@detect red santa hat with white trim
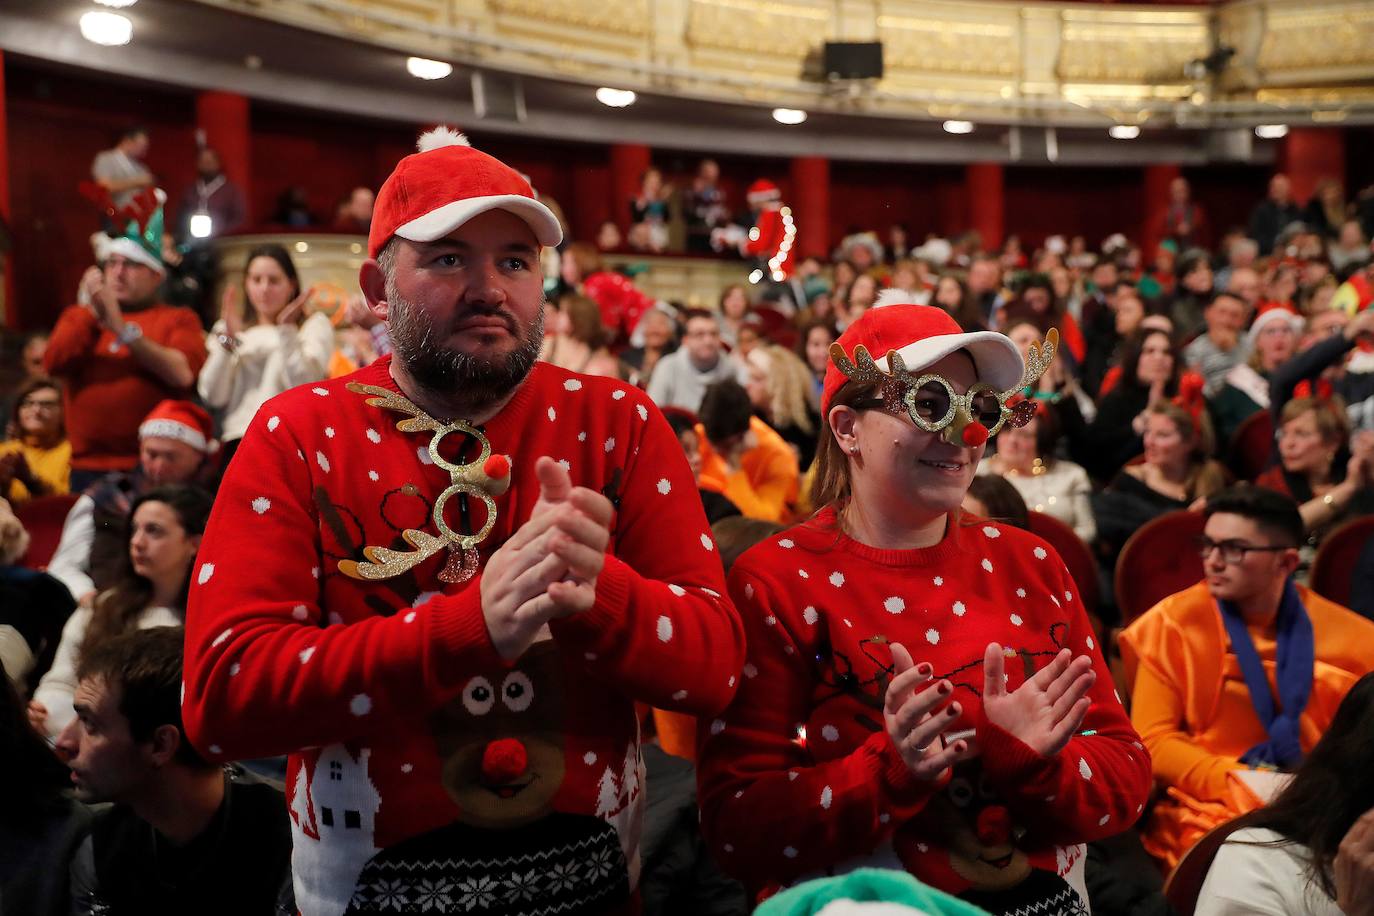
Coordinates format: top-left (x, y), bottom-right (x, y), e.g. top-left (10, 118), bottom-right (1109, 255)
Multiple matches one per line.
top-left (746, 179), bottom-right (782, 204)
top-left (367, 126), bottom-right (564, 259)
top-left (138, 400), bottom-right (216, 453)
top-left (822, 291), bottom-right (1024, 413)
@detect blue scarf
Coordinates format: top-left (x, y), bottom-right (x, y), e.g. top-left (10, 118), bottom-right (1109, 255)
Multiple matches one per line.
top-left (1217, 577), bottom-right (1313, 769)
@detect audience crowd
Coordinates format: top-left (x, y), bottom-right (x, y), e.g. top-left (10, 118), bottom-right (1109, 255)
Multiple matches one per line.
top-left (3, 123), bottom-right (1374, 916)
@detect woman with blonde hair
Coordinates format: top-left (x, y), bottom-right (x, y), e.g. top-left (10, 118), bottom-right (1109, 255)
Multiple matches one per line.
top-left (1258, 395), bottom-right (1374, 542)
top-left (744, 344), bottom-right (821, 470)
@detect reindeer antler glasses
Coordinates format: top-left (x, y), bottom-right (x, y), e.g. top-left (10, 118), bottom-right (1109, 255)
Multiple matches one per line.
top-left (831, 329), bottom-right (1059, 443)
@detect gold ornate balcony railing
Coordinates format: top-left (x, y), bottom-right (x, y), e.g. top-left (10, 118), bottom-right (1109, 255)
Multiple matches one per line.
top-left (189, 0), bottom-right (1374, 127)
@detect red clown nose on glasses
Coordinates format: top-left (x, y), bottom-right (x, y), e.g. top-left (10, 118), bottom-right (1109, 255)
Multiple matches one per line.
top-left (823, 292), bottom-right (1058, 443)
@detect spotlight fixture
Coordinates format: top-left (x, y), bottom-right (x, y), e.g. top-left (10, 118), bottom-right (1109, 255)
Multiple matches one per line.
top-left (1255, 124), bottom-right (1289, 140)
top-left (942, 120), bottom-right (974, 135)
top-left (596, 87), bottom-right (636, 108)
top-left (406, 57), bottom-right (452, 80)
top-left (94, 0), bottom-right (138, 6)
top-left (772, 108), bottom-right (807, 125)
top-left (1109, 125), bottom-right (1141, 140)
top-left (80, 11), bottom-right (133, 46)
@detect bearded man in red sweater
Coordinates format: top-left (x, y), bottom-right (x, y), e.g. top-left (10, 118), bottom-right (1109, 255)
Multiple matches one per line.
top-left (182, 128), bottom-right (745, 916)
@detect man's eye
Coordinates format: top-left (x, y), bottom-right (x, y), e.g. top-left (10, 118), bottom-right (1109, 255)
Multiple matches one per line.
top-left (503, 258), bottom-right (529, 271)
top-left (436, 254), bottom-right (460, 267)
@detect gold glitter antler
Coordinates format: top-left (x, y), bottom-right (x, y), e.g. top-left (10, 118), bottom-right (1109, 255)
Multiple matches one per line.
top-left (1009, 327), bottom-right (1059, 395)
top-left (340, 382), bottom-right (513, 584)
top-left (829, 342), bottom-right (899, 387)
top-left (347, 383), bottom-right (447, 435)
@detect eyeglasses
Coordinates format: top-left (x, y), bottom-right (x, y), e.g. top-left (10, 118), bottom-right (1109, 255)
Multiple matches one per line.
top-left (19, 398), bottom-right (61, 411)
top-left (854, 376), bottom-right (1030, 436)
top-left (1194, 535), bottom-right (1292, 565)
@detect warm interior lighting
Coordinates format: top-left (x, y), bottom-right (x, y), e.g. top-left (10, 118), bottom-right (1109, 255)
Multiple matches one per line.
top-left (406, 57), bottom-right (453, 80)
top-left (80, 11), bottom-right (133, 46)
top-left (1255, 124), bottom-right (1289, 139)
top-left (772, 108), bottom-right (807, 125)
top-left (94, 0), bottom-right (138, 7)
top-left (189, 214), bottom-right (213, 239)
top-left (943, 120), bottom-right (975, 135)
top-left (596, 87), bottom-right (637, 108)
top-left (1109, 125), bottom-right (1141, 140)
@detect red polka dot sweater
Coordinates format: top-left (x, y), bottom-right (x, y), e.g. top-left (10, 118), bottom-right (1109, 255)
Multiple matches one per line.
top-left (696, 508), bottom-right (1151, 914)
top-left (183, 357), bottom-right (745, 916)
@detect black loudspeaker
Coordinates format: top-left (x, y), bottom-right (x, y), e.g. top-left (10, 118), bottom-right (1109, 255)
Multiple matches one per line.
top-left (471, 71), bottom-right (526, 122)
top-left (823, 42), bottom-right (884, 80)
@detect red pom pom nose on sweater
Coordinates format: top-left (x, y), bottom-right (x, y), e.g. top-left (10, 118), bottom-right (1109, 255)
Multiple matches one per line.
top-left (481, 738), bottom-right (528, 784)
top-left (976, 805), bottom-right (1013, 847)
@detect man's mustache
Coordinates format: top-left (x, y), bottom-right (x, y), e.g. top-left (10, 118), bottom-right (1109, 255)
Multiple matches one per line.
top-left (445, 304), bottom-right (518, 335)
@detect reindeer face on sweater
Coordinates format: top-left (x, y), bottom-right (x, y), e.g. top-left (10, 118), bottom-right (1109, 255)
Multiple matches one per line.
top-left (428, 639), bottom-right (567, 829)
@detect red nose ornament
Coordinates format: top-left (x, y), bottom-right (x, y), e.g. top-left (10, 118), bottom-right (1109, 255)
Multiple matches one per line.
top-left (481, 737), bottom-right (528, 784)
top-left (961, 422), bottom-right (989, 448)
top-left (976, 805), bottom-right (1013, 847)
top-left (483, 454), bottom-right (511, 480)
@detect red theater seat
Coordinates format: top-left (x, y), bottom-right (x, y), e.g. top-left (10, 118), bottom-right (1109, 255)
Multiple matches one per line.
top-left (1027, 511), bottom-right (1099, 616)
top-left (1227, 411), bottom-right (1274, 482)
top-left (14, 494), bottom-right (80, 570)
top-left (1309, 515), bottom-right (1374, 608)
top-left (1114, 510), bottom-right (1206, 626)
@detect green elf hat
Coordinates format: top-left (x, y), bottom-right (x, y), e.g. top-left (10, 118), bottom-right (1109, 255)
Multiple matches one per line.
top-left (98, 188), bottom-right (166, 275)
top-left (755, 869), bottom-right (991, 916)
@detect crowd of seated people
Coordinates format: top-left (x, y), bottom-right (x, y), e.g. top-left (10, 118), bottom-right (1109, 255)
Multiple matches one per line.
top-left (5, 122), bottom-right (1374, 915)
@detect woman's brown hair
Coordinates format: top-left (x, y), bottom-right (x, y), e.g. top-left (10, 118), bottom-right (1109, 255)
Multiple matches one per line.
top-left (564, 242), bottom-right (603, 282)
top-left (1145, 401), bottom-right (1227, 499)
top-left (80, 485), bottom-right (213, 661)
top-left (557, 295), bottom-right (609, 349)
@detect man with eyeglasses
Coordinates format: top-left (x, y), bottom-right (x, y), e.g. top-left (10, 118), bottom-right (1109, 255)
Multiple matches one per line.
top-left (1120, 485), bottom-right (1374, 869)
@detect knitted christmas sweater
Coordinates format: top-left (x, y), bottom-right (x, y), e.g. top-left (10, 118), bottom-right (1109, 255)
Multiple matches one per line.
top-left (696, 508), bottom-right (1151, 915)
top-left (183, 357), bottom-right (745, 916)
top-left (44, 303), bottom-right (207, 472)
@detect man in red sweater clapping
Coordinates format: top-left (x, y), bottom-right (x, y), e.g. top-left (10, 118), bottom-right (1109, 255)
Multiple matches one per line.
top-left (45, 207), bottom-right (206, 491)
top-left (182, 127), bottom-right (745, 916)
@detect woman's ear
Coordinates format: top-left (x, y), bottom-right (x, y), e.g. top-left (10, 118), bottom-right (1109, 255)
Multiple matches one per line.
top-left (829, 405), bottom-right (859, 452)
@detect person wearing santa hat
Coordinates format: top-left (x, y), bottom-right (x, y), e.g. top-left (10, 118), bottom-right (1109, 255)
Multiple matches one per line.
top-left (182, 127), bottom-right (744, 916)
top-left (696, 298), bottom-right (1150, 914)
top-left (1211, 304), bottom-right (1304, 444)
top-left (45, 197), bottom-right (207, 492)
top-left (46, 400), bottom-right (215, 611)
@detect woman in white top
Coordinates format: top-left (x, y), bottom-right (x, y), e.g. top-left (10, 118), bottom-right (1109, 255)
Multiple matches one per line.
top-left (199, 244), bottom-right (333, 456)
top-left (979, 407), bottom-right (1096, 544)
top-left (27, 485), bottom-right (211, 740)
top-left (1197, 671), bottom-right (1374, 916)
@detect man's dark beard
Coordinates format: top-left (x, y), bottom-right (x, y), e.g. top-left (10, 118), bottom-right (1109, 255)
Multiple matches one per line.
top-left (386, 283), bottom-right (544, 416)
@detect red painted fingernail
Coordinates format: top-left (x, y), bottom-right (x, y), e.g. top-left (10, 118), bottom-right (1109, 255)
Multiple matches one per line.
top-left (946, 706), bottom-right (958, 717)
top-left (917, 664), bottom-right (932, 677)
top-left (939, 682), bottom-right (952, 694)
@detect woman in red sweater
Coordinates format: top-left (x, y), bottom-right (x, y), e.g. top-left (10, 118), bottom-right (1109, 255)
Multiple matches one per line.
top-left (697, 303), bottom-right (1151, 915)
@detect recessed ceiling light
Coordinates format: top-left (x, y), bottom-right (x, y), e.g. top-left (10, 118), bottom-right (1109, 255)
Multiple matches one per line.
top-left (80, 11), bottom-right (133, 46)
top-left (1109, 125), bottom-right (1141, 140)
top-left (1255, 124), bottom-right (1288, 139)
top-left (596, 87), bottom-right (636, 108)
top-left (406, 57), bottom-right (452, 80)
top-left (94, 0), bottom-right (138, 6)
top-left (943, 120), bottom-right (974, 134)
top-left (772, 108), bottom-right (807, 125)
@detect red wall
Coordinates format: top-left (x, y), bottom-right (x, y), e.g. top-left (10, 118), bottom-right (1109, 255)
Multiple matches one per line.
top-left (8, 65), bottom-right (199, 330)
top-left (4, 57), bottom-right (1356, 333)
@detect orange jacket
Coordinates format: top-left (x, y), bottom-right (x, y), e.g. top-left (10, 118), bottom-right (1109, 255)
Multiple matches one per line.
top-left (1120, 580), bottom-right (1374, 866)
top-left (696, 415), bottom-right (799, 523)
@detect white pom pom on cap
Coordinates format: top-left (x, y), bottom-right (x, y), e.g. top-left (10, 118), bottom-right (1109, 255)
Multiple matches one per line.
top-left (873, 288), bottom-right (918, 309)
top-left (417, 126), bottom-right (471, 153)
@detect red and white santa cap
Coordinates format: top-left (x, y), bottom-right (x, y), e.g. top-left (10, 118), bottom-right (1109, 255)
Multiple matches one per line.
top-left (746, 179), bottom-right (782, 204)
top-left (1247, 303), bottom-right (1303, 345)
top-left (367, 127), bottom-right (564, 259)
top-left (822, 292), bottom-right (1024, 413)
top-left (138, 400), bottom-right (215, 453)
